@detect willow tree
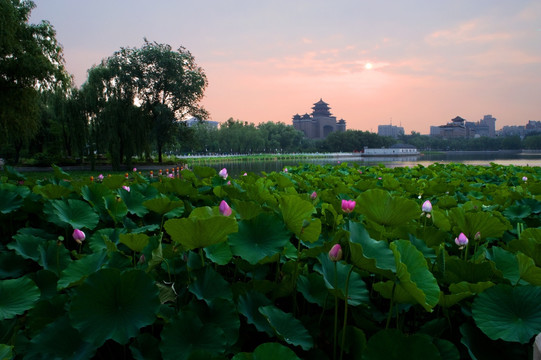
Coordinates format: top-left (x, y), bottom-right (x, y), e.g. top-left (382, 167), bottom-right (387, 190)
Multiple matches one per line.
top-left (0, 0), bottom-right (69, 162)
top-left (82, 49), bottom-right (147, 170)
top-left (82, 40), bottom-right (208, 165)
top-left (133, 40), bottom-right (208, 163)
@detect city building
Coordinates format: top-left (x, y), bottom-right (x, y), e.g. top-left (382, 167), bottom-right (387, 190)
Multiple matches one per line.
top-left (378, 124), bottom-right (404, 138)
top-left (431, 114), bottom-right (497, 138)
top-left (184, 117), bottom-right (219, 128)
top-left (292, 99), bottom-right (346, 139)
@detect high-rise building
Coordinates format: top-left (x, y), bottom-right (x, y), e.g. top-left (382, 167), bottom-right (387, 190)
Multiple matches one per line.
top-left (292, 99), bottom-right (346, 139)
top-left (378, 124), bottom-right (404, 138)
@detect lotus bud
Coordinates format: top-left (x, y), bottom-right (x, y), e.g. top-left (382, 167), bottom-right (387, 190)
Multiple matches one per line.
top-left (522, 176), bottom-right (528, 182)
top-left (474, 231), bottom-right (481, 241)
top-left (455, 233), bottom-right (468, 248)
top-left (341, 199), bottom-right (356, 213)
top-left (329, 244), bottom-right (342, 262)
top-left (122, 185), bottom-right (130, 192)
top-left (72, 229), bottom-right (86, 244)
top-left (219, 200), bottom-right (232, 216)
top-left (283, 168), bottom-right (288, 173)
top-left (133, 167), bottom-right (137, 172)
top-left (219, 168), bottom-right (228, 179)
top-left (98, 174), bottom-right (104, 181)
top-left (422, 200), bottom-right (432, 213)
top-left (310, 191), bottom-right (317, 200)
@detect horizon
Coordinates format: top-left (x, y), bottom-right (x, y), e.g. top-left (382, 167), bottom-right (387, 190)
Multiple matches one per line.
top-left (30, 1), bottom-right (541, 134)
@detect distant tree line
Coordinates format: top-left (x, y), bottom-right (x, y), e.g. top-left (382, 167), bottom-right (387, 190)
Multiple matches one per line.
top-left (2, 1), bottom-right (540, 170)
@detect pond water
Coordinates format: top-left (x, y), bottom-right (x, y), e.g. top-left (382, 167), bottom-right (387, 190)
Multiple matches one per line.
top-left (197, 152), bottom-right (541, 177)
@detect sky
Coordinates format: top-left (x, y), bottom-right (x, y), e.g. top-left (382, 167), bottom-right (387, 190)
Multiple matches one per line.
top-left (30, 0), bottom-right (541, 134)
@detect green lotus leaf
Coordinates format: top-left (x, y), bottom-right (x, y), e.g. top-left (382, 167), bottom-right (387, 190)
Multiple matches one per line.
top-left (448, 207), bottom-right (511, 240)
top-left (448, 281), bottom-right (494, 294)
top-left (51, 164), bottom-right (72, 180)
top-left (37, 240), bottom-right (72, 277)
top-left (129, 333), bottom-right (160, 360)
top-left (0, 251), bottom-right (29, 279)
top-left (159, 311), bottom-right (226, 360)
top-left (232, 200), bottom-right (263, 220)
top-left (229, 213), bottom-right (290, 264)
top-left (143, 194), bottom-right (184, 215)
top-left (204, 242), bottom-right (233, 265)
top-left (356, 189), bottom-right (419, 227)
top-left (259, 305), bottom-right (313, 350)
top-left (507, 228), bottom-right (541, 266)
top-left (349, 222), bottom-right (396, 278)
top-left (25, 315), bottom-right (97, 360)
top-left (0, 188), bottom-right (22, 214)
top-left (503, 204), bottom-right (532, 219)
top-left (102, 174), bottom-right (125, 189)
top-left (191, 299), bottom-right (240, 346)
top-left (119, 189), bottom-right (148, 217)
top-left (363, 329), bottom-right (441, 360)
top-left (314, 253), bottom-right (369, 306)
top-left (8, 227), bottom-right (54, 261)
top-left (104, 194), bottom-right (128, 223)
top-left (80, 183), bottom-right (114, 219)
top-left (444, 258), bottom-right (495, 283)
top-left (57, 250), bottom-right (108, 289)
top-left (119, 233), bottom-right (149, 253)
top-left (390, 240), bottom-right (440, 311)
top-left (70, 268), bottom-right (160, 346)
top-left (188, 267), bottom-right (232, 304)
top-left (516, 252), bottom-right (541, 286)
top-left (279, 194), bottom-right (316, 237)
top-left (460, 322), bottom-right (526, 360)
top-left (0, 344), bottom-right (13, 360)
top-left (489, 247), bottom-right (541, 285)
top-left (472, 284), bottom-right (541, 343)
top-left (438, 291), bottom-right (474, 308)
top-left (164, 214), bottom-right (237, 250)
top-left (373, 280), bottom-right (416, 304)
top-left (193, 166), bottom-right (216, 179)
top-left (166, 178), bottom-right (197, 197)
top-left (33, 183), bottom-right (74, 200)
top-left (250, 342), bottom-right (301, 360)
top-left (237, 290), bottom-right (273, 335)
top-left (0, 276), bottom-right (40, 320)
top-left (433, 338), bottom-right (460, 360)
top-left (297, 273), bottom-right (328, 307)
top-left (43, 199), bottom-right (99, 230)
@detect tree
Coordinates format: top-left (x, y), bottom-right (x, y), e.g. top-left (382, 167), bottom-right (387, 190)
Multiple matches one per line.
top-left (133, 40), bottom-right (208, 163)
top-left (0, 0), bottom-right (69, 162)
top-left (82, 40), bottom-right (208, 165)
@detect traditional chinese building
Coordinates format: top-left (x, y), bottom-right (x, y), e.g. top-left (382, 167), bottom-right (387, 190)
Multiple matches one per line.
top-left (292, 99), bottom-right (346, 139)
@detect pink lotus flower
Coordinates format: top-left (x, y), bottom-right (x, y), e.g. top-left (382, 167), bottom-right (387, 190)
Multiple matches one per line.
top-left (455, 233), bottom-right (468, 249)
top-left (72, 229), bottom-right (86, 244)
top-left (283, 168), bottom-right (288, 173)
top-left (133, 167), bottom-right (137, 172)
top-left (168, 173), bottom-right (174, 178)
top-left (219, 200), bottom-right (232, 216)
top-left (329, 244), bottom-right (342, 262)
top-left (522, 176), bottom-right (528, 182)
top-left (98, 174), bottom-right (104, 181)
top-left (341, 199), bottom-right (356, 213)
top-left (422, 200), bottom-right (432, 213)
top-left (122, 185), bottom-right (130, 192)
top-left (310, 191), bottom-right (317, 200)
top-left (219, 168), bottom-right (228, 179)
top-left (243, 172), bottom-right (247, 176)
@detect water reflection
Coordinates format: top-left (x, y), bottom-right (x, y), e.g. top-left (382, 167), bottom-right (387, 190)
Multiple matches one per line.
top-left (196, 152), bottom-right (541, 177)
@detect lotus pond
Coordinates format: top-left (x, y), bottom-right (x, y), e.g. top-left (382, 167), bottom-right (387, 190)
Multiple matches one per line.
top-left (1, 163), bottom-right (541, 359)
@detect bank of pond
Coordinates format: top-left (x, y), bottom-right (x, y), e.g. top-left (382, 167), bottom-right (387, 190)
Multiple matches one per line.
top-left (0, 162), bottom-right (540, 359)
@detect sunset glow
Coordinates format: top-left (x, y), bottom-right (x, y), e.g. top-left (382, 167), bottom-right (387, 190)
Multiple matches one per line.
top-left (30, 1), bottom-right (541, 134)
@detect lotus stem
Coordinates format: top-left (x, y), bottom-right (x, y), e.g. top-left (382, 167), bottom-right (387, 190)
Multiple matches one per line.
top-left (333, 261), bottom-right (338, 360)
top-left (340, 266), bottom-right (354, 360)
top-left (385, 281), bottom-right (397, 330)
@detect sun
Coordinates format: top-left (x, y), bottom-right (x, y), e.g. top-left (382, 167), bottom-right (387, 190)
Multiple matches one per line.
top-left (364, 62), bottom-right (373, 70)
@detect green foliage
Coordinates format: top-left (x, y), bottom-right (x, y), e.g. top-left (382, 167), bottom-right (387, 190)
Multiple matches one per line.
top-left (0, 163), bottom-right (539, 358)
